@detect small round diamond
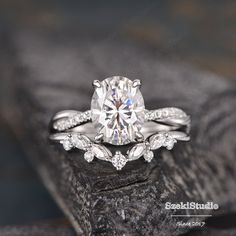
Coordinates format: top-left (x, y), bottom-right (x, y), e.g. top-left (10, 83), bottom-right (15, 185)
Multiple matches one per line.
top-left (164, 136), bottom-right (177, 150)
top-left (111, 151), bottom-right (127, 170)
top-left (84, 151), bottom-right (94, 162)
top-left (144, 150), bottom-right (154, 162)
top-left (61, 139), bottom-right (73, 151)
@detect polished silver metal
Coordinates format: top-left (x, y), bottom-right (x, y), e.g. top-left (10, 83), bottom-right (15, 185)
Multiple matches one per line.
top-left (52, 120), bottom-right (186, 140)
top-left (94, 133), bottom-right (104, 143)
top-left (49, 130), bottom-right (190, 144)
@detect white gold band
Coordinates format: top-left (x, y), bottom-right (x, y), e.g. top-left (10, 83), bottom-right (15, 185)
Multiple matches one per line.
top-left (49, 107), bottom-right (190, 170)
top-left (52, 107), bottom-right (190, 133)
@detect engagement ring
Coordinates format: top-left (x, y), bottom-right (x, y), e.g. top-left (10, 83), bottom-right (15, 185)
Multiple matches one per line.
top-left (49, 76), bottom-right (190, 170)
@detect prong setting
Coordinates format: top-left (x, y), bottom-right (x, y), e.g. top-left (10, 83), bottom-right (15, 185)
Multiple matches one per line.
top-left (135, 131), bottom-right (144, 142)
top-left (93, 80), bottom-right (102, 88)
top-left (94, 133), bottom-right (104, 143)
top-left (132, 79), bottom-right (141, 88)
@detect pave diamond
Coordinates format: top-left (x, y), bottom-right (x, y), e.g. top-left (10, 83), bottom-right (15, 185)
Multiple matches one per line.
top-left (145, 108), bottom-right (188, 121)
top-left (53, 110), bottom-right (91, 131)
top-left (91, 76), bottom-right (145, 145)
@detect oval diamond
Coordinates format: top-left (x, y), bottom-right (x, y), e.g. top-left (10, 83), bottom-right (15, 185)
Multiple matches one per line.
top-left (91, 76), bottom-right (145, 145)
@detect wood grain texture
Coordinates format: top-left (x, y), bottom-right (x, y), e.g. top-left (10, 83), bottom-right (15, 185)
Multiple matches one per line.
top-left (1, 31), bottom-right (236, 235)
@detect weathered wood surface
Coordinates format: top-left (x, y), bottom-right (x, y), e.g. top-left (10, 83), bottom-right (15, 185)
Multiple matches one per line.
top-left (1, 31), bottom-right (236, 235)
top-left (1, 222), bottom-right (236, 236)
top-left (0, 222), bottom-right (76, 236)
top-left (185, 228), bottom-right (236, 236)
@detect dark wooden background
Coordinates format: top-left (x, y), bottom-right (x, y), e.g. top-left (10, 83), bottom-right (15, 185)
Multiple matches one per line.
top-left (1, 0), bottom-right (236, 80)
top-left (0, 1), bottom-right (236, 235)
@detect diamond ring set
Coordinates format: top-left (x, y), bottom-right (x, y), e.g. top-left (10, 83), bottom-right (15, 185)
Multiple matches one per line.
top-left (49, 76), bottom-right (190, 170)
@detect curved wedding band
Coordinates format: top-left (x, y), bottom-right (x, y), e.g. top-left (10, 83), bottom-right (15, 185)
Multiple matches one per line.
top-left (49, 76), bottom-right (191, 170)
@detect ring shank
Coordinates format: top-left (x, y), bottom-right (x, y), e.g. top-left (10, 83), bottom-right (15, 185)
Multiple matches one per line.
top-left (68, 121), bottom-right (182, 140)
top-left (50, 108), bottom-right (190, 142)
top-left (49, 121), bottom-right (190, 143)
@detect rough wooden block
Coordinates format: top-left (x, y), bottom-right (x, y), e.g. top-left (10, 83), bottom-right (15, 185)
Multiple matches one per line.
top-left (1, 31), bottom-right (236, 235)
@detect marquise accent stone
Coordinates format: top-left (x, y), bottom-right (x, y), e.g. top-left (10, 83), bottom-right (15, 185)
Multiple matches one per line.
top-left (149, 133), bottom-right (166, 150)
top-left (128, 143), bottom-right (147, 160)
top-left (149, 133), bottom-right (177, 150)
top-left (71, 134), bottom-right (91, 150)
top-left (91, 144), bottom-right (112, 161)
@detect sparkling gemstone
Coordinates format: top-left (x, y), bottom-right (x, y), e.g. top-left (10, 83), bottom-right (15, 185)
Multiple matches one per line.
top-left (164, 136), bottom-right (177, 150)
top-left (71, 134), bottom-right (91, 150)
top-left (91, 144), bottom-right (112, 161)
top-left (111, 151), bottom-right (127, 170)
top-left (149, 133), bottom-right (166, 150)
top-left (144, 150), bottom-right (154, 162)
top-left (84, 151), bottom-right (94, 162)
top-left (91, 76), bottom-right (145, 145)
top-left (61, 139), bottom-right (73, 151)
top-left (128, 143), bottom-right (147, 160)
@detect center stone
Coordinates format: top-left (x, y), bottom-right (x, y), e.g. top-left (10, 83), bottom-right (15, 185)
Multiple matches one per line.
top-left (91, 76), bottom-right (145, 145)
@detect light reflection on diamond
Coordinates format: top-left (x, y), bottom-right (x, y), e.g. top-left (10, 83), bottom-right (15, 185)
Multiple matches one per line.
top-left (91, 76), bottom-right (145, 145)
